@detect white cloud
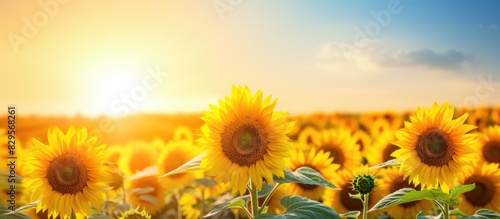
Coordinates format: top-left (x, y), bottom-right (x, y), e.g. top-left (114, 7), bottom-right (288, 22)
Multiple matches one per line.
top-left (316, 39), bottom-right (473, 74)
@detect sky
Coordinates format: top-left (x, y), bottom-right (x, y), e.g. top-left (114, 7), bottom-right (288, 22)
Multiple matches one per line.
top-left (1, 1), bottom-right (499, 116)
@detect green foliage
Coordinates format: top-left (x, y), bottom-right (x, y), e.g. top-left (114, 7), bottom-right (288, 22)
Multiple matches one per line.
top-left (458, 209), bottom-right (500, 219)
top-left (254, 196), bottom-right (341, 219)
top-left (274, 167), bottom-right (337, 189)
top-left (204, 196), bottom-right (248, 218)
top-left (369, 188), bottom-right (453, 212)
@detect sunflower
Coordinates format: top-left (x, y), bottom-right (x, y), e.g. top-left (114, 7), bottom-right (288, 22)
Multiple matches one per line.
top-left (491, 106), bottom-right (500, 125)
top-left (467, 107), bottom-right (490, 131)
top-left (322, 169), bottom-right (381, 219)
top-left (296, 126), bottom-right (319, 150)
top-left (391, 102), bottom-right (478, 193)
top-left (25, 127), bottom-right (110, 219)
top-left (263, 185), bottom-right (288, 214)
top-left (477, 125), bottom-right (500, 164)
top-left (173, 126), bottom-right (194, 142)
top-left (366, 132), bottom-right (399, 166)
top-left (118, 141), bottom-right (158, 177)
top-left (157, 139), bottom-right (201, 190)
top-left (180, 181), bottom-right (228, 219)
top-left (312, 128), bottom-right (362, 172)
top-left (127, 175), bottom-right (165, 216)
top-left (369, 118), bottom-right (393, 138)
top-left (119, 207), bottom-right (152, 219)
top-left (352, 129), bottom-right (372, 156)
top-left (180, 193), bottom-right (202, 219)
top-left (286, 147), bottom-right (339, 200)
top-left (200, 86), bottom-right (295, 195)
top-left (377, 167), bottom-right (435, 219)
top-left (104, 144), bottom-right (123, 169)
top-left (458, 162), bottom-right (500, 215)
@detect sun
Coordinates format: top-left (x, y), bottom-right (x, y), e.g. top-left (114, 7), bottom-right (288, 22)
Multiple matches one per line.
top-left (85, 60), bottom-right (145, 116)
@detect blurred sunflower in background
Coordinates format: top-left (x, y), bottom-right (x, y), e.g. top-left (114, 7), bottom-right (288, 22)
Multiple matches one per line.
top-left (25, 127), bottom-right (110, 219)
top-left (285, 147), bottom-right (339, 201)
top-left (157, 139), bottom-right (201, 191)
top-left (173, 126), bottom-right (194, 142)
top-left (392, 102), bottom-right (478, 193)
top-left (467, 107), bottom-right (490, 131)
top-left (312, 128), bottom-right (362, 172)
top-left (477, 125), bottom-right (500, 164)
top-left (377, 167), bottom-right (435, 218)
top-left (296, 126), bottom-right (319, 150)
top-left (368, 118), bottom-right (393, 139)
top-left (200, 86), bottom-right (294, 195)
top-left (179, 181), bottom-right (228, 219)
top-left (458, 162), bottom-right (500, 215)
top-left (366, 132), bottom-right (399, 166)
top-left (119, 141), bottom-right (159, 177)
top-left (351, 129), bottom-right (372, 158)
top-left (127, 175), bottom-right (165, 217)
top-left (491, 106), bottom-right (500, 125)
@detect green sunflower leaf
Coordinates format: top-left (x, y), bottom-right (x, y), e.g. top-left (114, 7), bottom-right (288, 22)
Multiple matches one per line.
top-left (138, 195), bottom-right (158, 205)
top-left (274, 167), bottom-right (337, 189)
top-left (159, 153), bottom-right (204, 177)
top-left (369, 159), bottom-right (400, 169)
top-left (0, 206), bottom-right (31, 219)
top-left (449, 208), bottom-right (467, 216)
top-left (458, 209), bottom-right (500, 219)
top-left (416, 211), bottom-right (443, 219)
top-left (204, 196), bottom-right (249, 218)
top-left (450, 184), bottom-right (475, 200)
top-left (339, 211), bottom-right (360, 218)
top-left (128, 165), bottom-right (158, 181)
top-left (3, 201), bottom-right (39, 214)
top-left (254, 195), bottom-right (341, 219)
top-left (369, 188), bottom-right (453, 212)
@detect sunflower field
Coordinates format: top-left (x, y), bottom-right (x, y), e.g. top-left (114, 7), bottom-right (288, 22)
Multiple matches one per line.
top-left (2, 86), bottom-right (500, 219)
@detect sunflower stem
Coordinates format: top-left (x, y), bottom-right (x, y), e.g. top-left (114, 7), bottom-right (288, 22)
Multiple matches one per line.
top-left (250, 181), bottom-right (259, 217)
top-left (443, 202), bottom-right (450, 219)
top-left (239, 206), bottom-right (253, 219)
top-left (362, 193), bottom-right (369, 219)
top-left (122, 183), bottom-right (127, 204)
top-left (258, 183), bottom-right (280, 214)
top-left (200, 188), bottom-right (205, 219)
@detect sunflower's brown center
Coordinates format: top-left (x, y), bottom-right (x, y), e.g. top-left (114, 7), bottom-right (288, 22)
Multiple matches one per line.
top-left (47, 152), bottom-right (88, 194)
top-left (340, 183), bottom-right (363, 211)
top-left (383, 144), bottom-right (400, 163)
top-left (464, 175), bottom-right (495, 207)
top-left (390, 176), bottom-right (421, 208)
top-left (483, 140), bottom-right (500, 163)
top-left (416, 128), bottom-right (454, 166)
top-left (324, 145), bottom-right (345, 168)
top-left (356, 139), bottom-right (364, 152)
top-left (222, 118), bottom-right (268, 166)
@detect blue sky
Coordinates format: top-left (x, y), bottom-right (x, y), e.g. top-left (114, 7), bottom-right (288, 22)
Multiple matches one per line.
top-left (1, 1), bottom-right (499, 116)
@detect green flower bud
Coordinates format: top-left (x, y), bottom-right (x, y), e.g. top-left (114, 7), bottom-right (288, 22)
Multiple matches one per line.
top-left (351, 174), bottom-right (375, 195)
